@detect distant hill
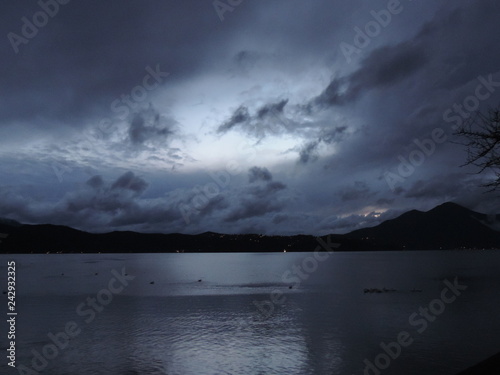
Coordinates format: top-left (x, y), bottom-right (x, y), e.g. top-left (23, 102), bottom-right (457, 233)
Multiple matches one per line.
top-left (0, 221), bottom-right (356, 253)
top-left (345, 202), bottom-right (500, 250)
top-left (0, 202), bottom-right (499, 253)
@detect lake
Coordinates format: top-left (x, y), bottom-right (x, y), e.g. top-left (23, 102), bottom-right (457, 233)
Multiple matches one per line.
top-left (1, 250), bottom-right (499, 374)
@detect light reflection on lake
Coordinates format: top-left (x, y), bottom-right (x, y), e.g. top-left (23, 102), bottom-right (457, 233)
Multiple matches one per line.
top-left (1, 251), bottom-right (499, 374)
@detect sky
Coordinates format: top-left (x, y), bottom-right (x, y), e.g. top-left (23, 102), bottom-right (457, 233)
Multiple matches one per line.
top-left (1, 0), bottom-right (500, 235)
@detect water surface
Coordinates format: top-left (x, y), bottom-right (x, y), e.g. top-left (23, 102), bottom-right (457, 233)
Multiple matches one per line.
top-left (1, 251), bottom-right (499, 374)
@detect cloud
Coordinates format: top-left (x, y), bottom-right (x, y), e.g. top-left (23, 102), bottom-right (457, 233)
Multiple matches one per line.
top-left (64, 172), bottom-right (148, 215)
top-left (86, 175), bottom-right (104, 189)
top-left (320, 126), bottom-right (348, 144)
top-left (313, 41), bottom-right (429, 107)
top-left (338, 181), bottom-right (374, 202)
top-left (216, 98), bottom-right (296, 139)
top-left (224, 199), bottom-right (285, 223)
top-left (216, 105), bottom-right (251, 134)
top-left (224, 168), bottom-right (288, 223)
top-left (248, 166), bottom-right (272, 183)
top-left (3, 0), bottom-right (500, 236)
top-left (110, 171), bottom-right (148, 194)
top-left (299, 141), bottom-right (320, 164)
top-left (128, 107), bottom-right (176, 146)
top-left (0, 0), bottom-right (235, 127)
top-left (403, 173), bottom-right (480, 200)
top-left (256, 99), bottom-right (288, 120)
top-left (297, 126), bottom-right (348, 164)
top-left (248, 181), bottom-right (287, 199)
top-left (0, 171), bottom-right (181, 232)
top-left (376, 198), bottom-right (395, 206)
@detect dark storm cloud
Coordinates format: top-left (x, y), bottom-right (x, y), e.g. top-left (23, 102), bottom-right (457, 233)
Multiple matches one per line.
top-left (321, 126), bottom-right (348, 143)
top-left (86, 175), bottom-right (104, 190)
top-left (0, 0), bottom-right (242, 126)
top-left (248, 181), bottom-right (287, 199)
top-left (0, 187), bottom-right (32, 222)
top-left (299, 141), bottom-right (320, 164)
top-left (248, 166), bottom-right (272, 183)
top-left (224, 168), bottom-right (288, 223)
top-left (304, 0), bottom-right (500, 198)
top-left (272, 213), bottom-right (288, 225)
top-left (224, 197), bottom-right (285, 223)
top-left (65, 172), bottom-right (148, 214)
top-left (128, 108), bottom-right (175, 146)
top-left (298, 126), bottom-right (348, 164)
top-left (0, 171), bottom-right (190, 232)
top-left (110, 171), bottom-right (148, 194)
top-left (1, 0), bottom-right (355, 123)
top-left (233, 50), bottom-right (260, 72)
top-left (216, 99), bottom-right (293, 138)
top-left (376, 198), bottom-right (395, 206)
top-left (256, 99), bottom-right (288, 120)
top-left (3, 0), bottom-right (500, 235)
top-left (338, 181), bottom-right (374, 202)
top-left (196, 195), bottom-right (229, 217)
top-left (313, 41), bottom-right (428, 107)
top-left (413, 2), bottom-right (500, 92)
top-left (217, 106), bottom-right (251, 134)
top-left (403, 173), bottom-right (481, 200)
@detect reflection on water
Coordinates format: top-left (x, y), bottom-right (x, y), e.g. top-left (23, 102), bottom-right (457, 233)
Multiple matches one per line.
top-left (1, 251), bottom-right (500, 374)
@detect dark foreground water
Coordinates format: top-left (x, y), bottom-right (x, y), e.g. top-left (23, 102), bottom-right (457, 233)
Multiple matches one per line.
top-left (1, 251), bottom-right (500, 375)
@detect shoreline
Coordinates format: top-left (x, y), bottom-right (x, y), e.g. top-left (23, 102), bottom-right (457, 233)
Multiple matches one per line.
top-left (456, 352), bottom-right (500, 374)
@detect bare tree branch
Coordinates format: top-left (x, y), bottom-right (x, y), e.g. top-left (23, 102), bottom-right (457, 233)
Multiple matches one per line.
top-left (454, 108), bottom-right (500, 191)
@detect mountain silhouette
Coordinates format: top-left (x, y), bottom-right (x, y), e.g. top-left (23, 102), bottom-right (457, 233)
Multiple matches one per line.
top-left (346, 202), bottom-right (500, 250)
top-left (0, 202), bottom-right (498, 253)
